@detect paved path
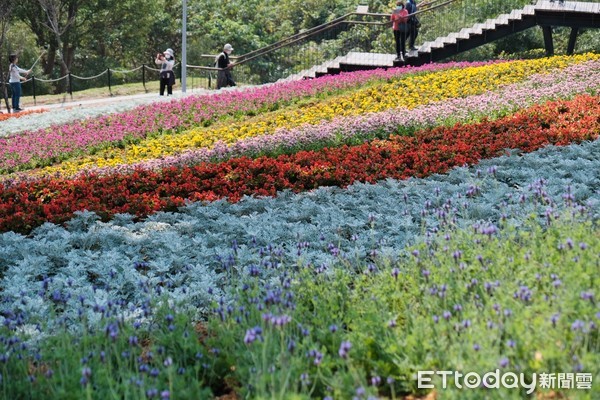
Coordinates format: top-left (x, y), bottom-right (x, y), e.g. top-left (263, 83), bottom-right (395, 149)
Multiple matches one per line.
top-left (22, 88), bottom-right (214, 112)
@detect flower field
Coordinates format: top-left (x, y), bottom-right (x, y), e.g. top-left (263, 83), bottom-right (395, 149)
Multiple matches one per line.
top-left (0, 55), bottom-right (599, 399)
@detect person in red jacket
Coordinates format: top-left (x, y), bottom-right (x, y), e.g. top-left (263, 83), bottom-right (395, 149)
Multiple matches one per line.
top-left (390, 1), bottom-right (409, 62)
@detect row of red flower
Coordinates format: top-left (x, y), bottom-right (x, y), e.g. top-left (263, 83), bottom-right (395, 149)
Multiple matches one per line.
top-left (1, 94), bottom-right (598, 234)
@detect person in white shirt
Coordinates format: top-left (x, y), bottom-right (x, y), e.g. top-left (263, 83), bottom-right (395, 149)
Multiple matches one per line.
top-left (155, 48), bottom-right (175, 96)
top-left (8, 54), bottom-right (31, 112)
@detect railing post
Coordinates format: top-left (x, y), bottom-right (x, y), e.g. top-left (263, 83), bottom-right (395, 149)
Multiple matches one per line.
top-left (32, 76), bottom-right (37, 106)
top-left (107, 68), bottom-right (112, 95)
top-left (142, 64), bottom-right (147, 92)
top-left (567, 27), bottom-right (578, 56)
top-left (106, 68), bottom-right (112, 96)
top-left (68, 72), bottom-right (73, 100)
top-left (542, 26), bottom-right (554, 57)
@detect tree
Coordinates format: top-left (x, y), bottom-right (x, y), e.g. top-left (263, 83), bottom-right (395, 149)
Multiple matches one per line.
top-left (0, 0), bottom-right (14, 112)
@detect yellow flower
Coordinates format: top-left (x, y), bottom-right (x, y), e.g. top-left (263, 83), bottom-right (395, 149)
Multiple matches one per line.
top-left (22, 54), bottom-right (599, 179)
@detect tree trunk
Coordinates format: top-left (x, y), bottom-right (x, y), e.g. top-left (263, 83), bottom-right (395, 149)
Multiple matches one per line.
top-left (0, 65), bottom-right (10, 113)
top-left (0, 0), bottom-right (12, 112)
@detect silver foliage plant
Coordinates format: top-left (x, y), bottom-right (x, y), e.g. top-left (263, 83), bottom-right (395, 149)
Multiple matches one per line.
top-left (1, 140), bottom-right (599, 334)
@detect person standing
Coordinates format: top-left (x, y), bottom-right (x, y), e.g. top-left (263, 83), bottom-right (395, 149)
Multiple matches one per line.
top-left (406, 0), bottom-right (420, 51)
top-left (391, 1), bottom-right (409, 62)
top-left (155, 48), bottom-right (175, 96)
top-left (216, 43), bottom-right (236, 89)
top-left (8, 54), bottom-right (31, 112)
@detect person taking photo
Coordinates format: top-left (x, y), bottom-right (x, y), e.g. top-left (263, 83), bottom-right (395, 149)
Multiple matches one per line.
top-left (8, 54), bottom-right (31, 112)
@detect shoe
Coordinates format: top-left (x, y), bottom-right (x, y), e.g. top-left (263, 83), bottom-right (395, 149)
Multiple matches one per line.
top-left (410, 46), bottom-right (418, 51)
top-left (13, 108), bottom-right (23, 112)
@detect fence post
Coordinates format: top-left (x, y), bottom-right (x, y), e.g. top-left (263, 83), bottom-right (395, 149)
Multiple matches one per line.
top-left (142, 64), bottom-right (147, 92)
top-left (32, 76), bottom-right (37, 106)
top-left (107, 68), bottom-right (112, 95)
top-left (208, 65), bottom-right (212, 89)
top-left (68, 72), bottom-right (73, 99)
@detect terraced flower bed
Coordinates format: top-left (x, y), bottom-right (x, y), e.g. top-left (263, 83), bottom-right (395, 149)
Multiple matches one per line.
top-left (0, 54), bottom-right (598, 399)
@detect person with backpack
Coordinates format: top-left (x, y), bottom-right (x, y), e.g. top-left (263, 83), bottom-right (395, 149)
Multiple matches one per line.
top-left (8, 54), bottom-right (31, 112)
top-left (155, 48), bottom-right (175, 96)
top-left (391, 1), bottom-right (409, 63)
top-left (406, 0), bottom-right (420, 51)
top-left (216, 43), bottom-right (236, 90)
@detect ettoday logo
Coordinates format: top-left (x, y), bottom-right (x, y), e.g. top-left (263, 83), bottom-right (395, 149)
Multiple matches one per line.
top-left (417, 370), bottom-right (593, 394)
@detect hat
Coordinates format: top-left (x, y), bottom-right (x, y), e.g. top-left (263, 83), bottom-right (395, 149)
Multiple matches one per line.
top-left (164, 48), bottom-right (174, 57)
top-left (223, 43), bottom-right (234, 52)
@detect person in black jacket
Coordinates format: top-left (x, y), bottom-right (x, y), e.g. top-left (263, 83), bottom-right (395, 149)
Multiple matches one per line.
top-left (216, 44), bottom-right (236, 89)
top-left (406, 0), bottom-right (420, 51)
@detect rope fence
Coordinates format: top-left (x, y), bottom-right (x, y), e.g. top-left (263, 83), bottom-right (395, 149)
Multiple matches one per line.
top-left (1, 63), bottom-right (192, 106)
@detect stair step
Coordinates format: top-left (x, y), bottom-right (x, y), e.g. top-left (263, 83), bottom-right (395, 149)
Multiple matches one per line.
top-left (522, 5), bottom-right (536, 15)
top-left (419, 41), bottom-right (434, 52)
top-left (508, 10), bottom-right (523, 20)
top-left (466, 26), bottom-right (483, 35)
top-left (431, 38), bottom-right (446, 49)
top-left (496, 13), bottom-right (510, 24)
top-left (453, 30), bottom-right (471, 40)
top-left (442, 35), bottom-right (457, 44)
top-left (473, 22), bottom-right (495, 31)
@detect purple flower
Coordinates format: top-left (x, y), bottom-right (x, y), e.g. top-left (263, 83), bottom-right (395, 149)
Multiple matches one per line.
top-left (499, 357), bottom-right (509, 368)
top-left (81, 367), bottom-right (92, 378)
top-left (580, 291), bottom-right (594, 302)
top-left (329, 324), bottom-right (338, 333)
top-left (339, 341), bottom-right (352, 359)
top-left (128, 336), bottom-right (138, 347)
top-left (551, 313), bottom-right (560, 327)
top-left (371, 375), bottom-right (381, 386)
top-left (287, 339), bottom-right (296, 353)
top-left (244, 328), bottom-right (259, 344)
top-left (453, 250), bottom-right (462, 262)
top-left (161, 390), bottom-right (170, 399)
top-left (571, 320), bottom-right (585, 331)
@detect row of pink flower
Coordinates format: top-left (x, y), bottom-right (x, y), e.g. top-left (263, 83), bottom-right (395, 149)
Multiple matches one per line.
top-left (67, 59), bottom-right (599, 179)
top-left (0, 61), bottom-right (499, 172)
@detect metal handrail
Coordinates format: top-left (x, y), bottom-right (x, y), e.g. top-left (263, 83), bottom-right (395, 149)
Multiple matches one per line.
top-left (189, 0), bottom-right (458, 72)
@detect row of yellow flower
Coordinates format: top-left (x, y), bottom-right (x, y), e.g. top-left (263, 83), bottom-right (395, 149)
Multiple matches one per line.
top-left (32, 54), bottom-right (598, 178)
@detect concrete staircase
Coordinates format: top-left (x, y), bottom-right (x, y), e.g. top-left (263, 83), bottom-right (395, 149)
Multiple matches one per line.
top-left (288, 0), bottom-right (600, 79)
